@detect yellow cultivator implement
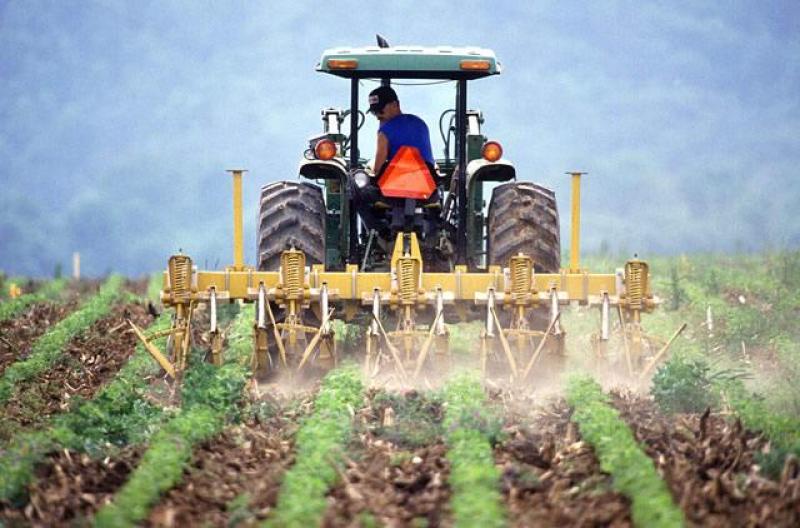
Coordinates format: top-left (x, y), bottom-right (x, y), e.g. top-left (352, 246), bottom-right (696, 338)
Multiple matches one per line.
top-left (134, 170), bottom-right (666, 383)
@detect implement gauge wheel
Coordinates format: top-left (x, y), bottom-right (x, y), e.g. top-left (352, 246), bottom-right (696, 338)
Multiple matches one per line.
top-left (257, 181), bottom-right (326, 270)
top-left (487, 181), bottom-right (561, 273)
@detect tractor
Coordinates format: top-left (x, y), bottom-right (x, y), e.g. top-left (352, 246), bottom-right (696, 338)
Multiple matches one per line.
top-left (136, 38), bottom-right (668, 384)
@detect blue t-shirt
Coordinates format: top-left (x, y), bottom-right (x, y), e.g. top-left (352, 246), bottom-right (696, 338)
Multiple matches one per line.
top-left (379, 114), bottom-right (434, 165)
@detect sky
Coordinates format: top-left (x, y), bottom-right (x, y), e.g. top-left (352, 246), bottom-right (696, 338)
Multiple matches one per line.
top-left (1, 0), bottom-right (799, 276)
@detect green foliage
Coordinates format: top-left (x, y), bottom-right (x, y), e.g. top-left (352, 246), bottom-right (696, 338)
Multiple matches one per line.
top-left (0, 275), bottom-right (123, 405)
top-left (441, 374), bottom-right (505, 528)
top-left (93, 406), bottom-right (221, 528)
top-left (94, 305), bottom-right (255, 528)
top-left (266, 366), bottom-right (364, 528)
top-left (0, 313), bottom-right (173, 504)
top-left (331, 318), bottom-right (363, 350)
top-left (226, 493), bottom-right (256, 526)
top-left (447, 321), bottom-right (484, 356)
top-left (442, 375), bottom-right (502, 444)
top-left (718, 379), bottom-right (800, 479)
top-left (0, 430), bottom-right (54, 506)
top-left (667, 265), bottom-right (687, 311)
top-left (0, 277), bottom-right (67, 322)
top-left (372, 390), bottom-right (443, 447)
top-left (53, 313), bottom-right (173, 450)
top-left (145, 271), bottom-right (163, 305)
top-left (651, 355), bottom-right (718, 414)
top-left (766, 338), bottom-right (800, 416)
top-left (567, 376), bottom-right (685, 528)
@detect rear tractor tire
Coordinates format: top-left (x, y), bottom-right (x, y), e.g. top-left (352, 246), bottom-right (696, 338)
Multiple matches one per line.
top-left (487, 181), bottom-right (564, 377)
top-left (256, 181), bottom-right (326, 373)
top-left (487, 181), bottom-right (561, 273)
top-left (257, 181), bottom-right (326, 270)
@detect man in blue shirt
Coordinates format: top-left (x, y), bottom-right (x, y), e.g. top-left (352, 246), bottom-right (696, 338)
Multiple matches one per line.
top-left (352, 85), bottom-right (436, 238)
top-left (367, 86), bottom-right (435, 174)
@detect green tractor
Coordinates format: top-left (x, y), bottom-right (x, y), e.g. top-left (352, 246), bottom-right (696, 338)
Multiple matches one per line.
top-left (257, 38), bottom-right (560, 278)
top-left (149, 39), bottom-right (662, 382)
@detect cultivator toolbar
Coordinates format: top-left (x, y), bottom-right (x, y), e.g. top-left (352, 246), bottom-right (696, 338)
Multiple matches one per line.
top-left (130, 171), bottom-right (668, 383)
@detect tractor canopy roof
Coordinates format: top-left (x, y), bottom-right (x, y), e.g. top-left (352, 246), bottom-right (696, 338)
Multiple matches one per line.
top-left (317, 45), bottom-right (501, 80)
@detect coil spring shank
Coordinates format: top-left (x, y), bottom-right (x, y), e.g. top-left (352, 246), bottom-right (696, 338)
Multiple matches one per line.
top-left (625, 261), bottom-right (647, 310)
top-left (281, 250), bottom-right (305, 300)
top-left (168, 255), bottom-right (192, 302)
top-left (509, 255), bottom-right (533, 301)
top-left (397, 257), bottom-right (420, 305)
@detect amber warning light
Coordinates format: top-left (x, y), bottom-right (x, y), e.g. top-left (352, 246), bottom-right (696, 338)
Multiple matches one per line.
top-left (327, 59), bottom-right (359, 70)
top-left (482, 141), bottom-right (503, 162)
top-left (460, 59), bottom-right (491, 71)
top-left (315, 139), bottom-right (337, 160)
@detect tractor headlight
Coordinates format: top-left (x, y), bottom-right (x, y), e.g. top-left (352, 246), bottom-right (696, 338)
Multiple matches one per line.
top-left (353, 169), bottom-right (370, 189)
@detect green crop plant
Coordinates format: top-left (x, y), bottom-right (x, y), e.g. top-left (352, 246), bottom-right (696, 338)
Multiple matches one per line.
top-left (0, 277), bottom-right (67, 322)
top-left (265, 366), bottom-right (364, 528)
top-left (447, 321), bottom-right (484, 356)
top-left (441, 374), bottom-right (505, 528)
top-left (94, 305), bottom-right (254, 528)
top-left (0, 312), bottom-right (172, 505)
top-left (717, 378), bottom-right (800, 479)
top-left (567, 376), bottom-right (685, 528)
top-left (372, 390), bottom-right (443, 448)
top-left (146, 271), bottom-right (163, 305)
top-left (651, 354), bottom-right (719, 414)
top-left (0, 275), bottom-right (123, 405)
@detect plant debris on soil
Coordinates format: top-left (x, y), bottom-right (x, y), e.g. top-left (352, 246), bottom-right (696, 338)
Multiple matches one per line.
top-left (323, 389), bottom-right (452, 527)
top-left (0, 301), bottom-right (77, 376)
top-left (144, 394), bottom-right (307, 527)
top-left (0, 303), bottom-right (153, 439)
top-left (612, 391), bottom-right (800, 527)
top-left (0, 445), bottom-right (143, 526)
top-left (496, 395), bottom-right (632, 527)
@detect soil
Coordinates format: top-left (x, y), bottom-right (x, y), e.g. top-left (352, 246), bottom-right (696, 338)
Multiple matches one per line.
top-left (612, 391), bottom-right (800, 527)
top-left (323, 389), bottom-right (452, 527)
top-left (0, 303), bottom-right (153, 440)
top-left (145, 394), bottom-right (308, 527)
top-left (0, 446), bottom-right (143, 527)
top-left (0, 301), bottom-right (78, 376)
top-left (495, 394), bottom-right (632, 527)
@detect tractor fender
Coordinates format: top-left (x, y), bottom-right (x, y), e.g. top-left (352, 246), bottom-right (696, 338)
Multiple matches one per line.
top-left (466, 158), bottom-right (516, 189)
top-left (298, 158), bottom-right (348, 181)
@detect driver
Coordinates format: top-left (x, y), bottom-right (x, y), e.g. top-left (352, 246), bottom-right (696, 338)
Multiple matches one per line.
top-left (351, 86), bottom-right (435, 237)
top-left (368, 86), bottom-right (434, 173)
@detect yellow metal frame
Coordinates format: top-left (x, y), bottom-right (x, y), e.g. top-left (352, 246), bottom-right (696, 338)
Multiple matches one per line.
top-left (161, 266), bottom-right (647, 307)
top-left (145, 168), bottom-right (664, 381)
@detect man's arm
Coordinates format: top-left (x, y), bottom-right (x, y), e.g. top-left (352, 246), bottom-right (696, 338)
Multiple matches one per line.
top-left (373, 132), bottom-right (389, 175)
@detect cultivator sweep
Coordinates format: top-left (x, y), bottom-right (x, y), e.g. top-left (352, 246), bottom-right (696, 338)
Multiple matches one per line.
top-left (132, 40), bottom-right (675, 383)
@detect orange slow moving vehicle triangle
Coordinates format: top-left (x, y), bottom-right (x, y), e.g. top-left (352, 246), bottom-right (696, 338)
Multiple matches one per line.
top-left (377, 146), bottom-right (436, 200)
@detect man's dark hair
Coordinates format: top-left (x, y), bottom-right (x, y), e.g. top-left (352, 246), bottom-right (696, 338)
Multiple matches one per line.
top-left (368, 86), bottom-right (399, 114)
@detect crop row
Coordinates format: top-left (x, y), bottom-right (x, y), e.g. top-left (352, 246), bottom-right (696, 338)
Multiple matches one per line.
top-left (0, 310), bottom-right (172, 503)
top-left (0, 277), bottom-right (68, 322)
top-left (719, 379), bottom-right (800, 476)
top-left (266, 366), bottom-right (364, 527)
top-left (566, 375), bottom-right (685, 528)
top-left (94, 304), bottom-right (254, 527)
top-left (441, 375), bottom-right (505, 528)
top-left (0, 275), bottom-right (123, 405)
